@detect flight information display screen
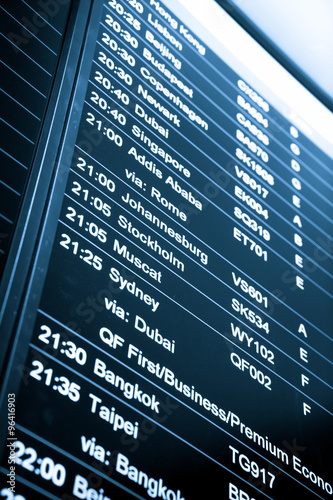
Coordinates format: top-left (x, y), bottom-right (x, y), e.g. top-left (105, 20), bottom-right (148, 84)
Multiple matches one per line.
top-left (1, 0), bottom-right (332, 499)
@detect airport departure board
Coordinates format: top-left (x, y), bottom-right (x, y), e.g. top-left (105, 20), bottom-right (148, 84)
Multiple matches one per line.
top-left (0, 0), bottom-right (332, 499)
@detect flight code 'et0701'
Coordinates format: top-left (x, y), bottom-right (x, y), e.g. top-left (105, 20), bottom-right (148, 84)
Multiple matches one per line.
top-left (233, 227), bottom-right (268, 261)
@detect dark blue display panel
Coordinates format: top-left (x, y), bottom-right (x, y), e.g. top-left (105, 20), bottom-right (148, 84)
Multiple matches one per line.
top-left (0, 1), bottom-right (332, 499)
top-left (0, 0), bottom-right (72, 276)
